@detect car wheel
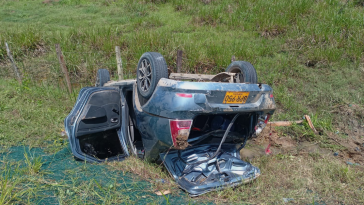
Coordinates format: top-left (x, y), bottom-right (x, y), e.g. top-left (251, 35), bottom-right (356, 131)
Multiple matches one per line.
top-left (95, 69), bottom-right (110, 87)
top-left (225, 61), bottom-right (258, 83)
top-left (137, 52), bottom-right (168, 99)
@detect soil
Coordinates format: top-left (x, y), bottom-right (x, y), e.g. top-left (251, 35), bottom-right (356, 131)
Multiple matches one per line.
top-left (326, 132), bottom-right (364, 164)
top-left (240, 124), bottom-right (364, 165)
top-left (331, 104), bottom-right (364, 138)
top-left (42, 0), bottom-right (60, 4)
top-left (261, 28), bottom-right (285, 38)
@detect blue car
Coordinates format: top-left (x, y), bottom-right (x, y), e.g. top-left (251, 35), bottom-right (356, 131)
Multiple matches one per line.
top-left (65, 52), bottom-right (276, 196)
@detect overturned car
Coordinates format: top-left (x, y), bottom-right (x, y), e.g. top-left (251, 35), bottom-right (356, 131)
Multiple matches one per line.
top-left (65, 52), bottom-right (276, 196)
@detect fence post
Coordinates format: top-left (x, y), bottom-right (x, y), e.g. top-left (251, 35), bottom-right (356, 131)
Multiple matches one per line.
top-left (5, 42), bottom-right (21, 84)
top-left (55, 44), bottom-right (72, 94)
top-left (231, 55), bottom-right (235, 63)
top-left (177, 50), bottom-right (183, 73)
top-left (115, 46), bottom-right (123, 80)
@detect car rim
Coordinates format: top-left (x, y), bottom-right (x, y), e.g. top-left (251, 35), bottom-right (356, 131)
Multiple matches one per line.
top-left (230, 67), bottom-right (245, 81)
top-left (138, 59), bottom-right (152, 92)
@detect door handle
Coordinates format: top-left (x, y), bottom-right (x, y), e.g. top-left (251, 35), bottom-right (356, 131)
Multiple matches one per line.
top-left (111, 118), bottom-right (118, 123)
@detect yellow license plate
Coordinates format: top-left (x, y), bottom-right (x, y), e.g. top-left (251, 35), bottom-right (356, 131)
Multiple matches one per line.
top-left (223, 92), bottom-right (250, 104)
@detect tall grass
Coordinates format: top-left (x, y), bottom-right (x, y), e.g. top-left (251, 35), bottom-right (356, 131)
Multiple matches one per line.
top-left (0, 0), bottom-right (363, 131)
top-left (0, 0), bottom-right (362, 141)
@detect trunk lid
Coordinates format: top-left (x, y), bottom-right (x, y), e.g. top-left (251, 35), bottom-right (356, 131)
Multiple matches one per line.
top-left (160, 143), bottom-right (260, 196)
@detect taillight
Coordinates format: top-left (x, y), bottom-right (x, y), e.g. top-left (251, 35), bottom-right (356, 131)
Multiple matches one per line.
top-left (176, 93), bottom-right (193, 98)
top-left (170, 119), bottom-right (192, 149)
top-left (256, 114), bottom-right (271, 135)
top-left (264, 114), bottom-right (271, 124)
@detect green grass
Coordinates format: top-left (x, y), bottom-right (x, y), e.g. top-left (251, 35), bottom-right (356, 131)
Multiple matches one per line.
top-left (1, 146), bottom-right (188, 204)
top-left (0, 78), bottom-right (74, 151)
top-left (1, 0), bottom-right (363, 128)
top-left (1, 0), bottom-right (364, 204)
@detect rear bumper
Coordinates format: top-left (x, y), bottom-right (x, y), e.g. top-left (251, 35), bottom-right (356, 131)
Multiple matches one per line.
top-left (141, 78), bottom-right (276, 119)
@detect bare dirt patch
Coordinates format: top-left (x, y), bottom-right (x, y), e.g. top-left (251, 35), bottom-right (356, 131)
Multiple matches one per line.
top-left (42, 0), bottom-right (60, 4)
top-left (241, 126), bottom-right (297, 159)
top-left (331, 104), bottom-right (364, 137)
top-left (10, 109), bottom-right (21, 119)
top-left (261, 27), bottom-right (285, 38)
top-left (190, 16), bottom-right (217, 27)
top-left (242, 125), bottom-right (364, 165)
top-left (327, 131), bottom-right (364, 164)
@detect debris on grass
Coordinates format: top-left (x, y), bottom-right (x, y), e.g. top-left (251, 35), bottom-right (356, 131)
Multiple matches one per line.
top-left (156, 179), bottom-right (168, 184)
top-left (268, 120), bottom-right (303, 126)
top-left (282, 198), bottom-right (294, 203)
top-left (265, 144), bottom-right (272, 155)
top-left (304, 115), bottom-right (317, 133)
top-left (155, 190), bottom-right (171, 196)
top-left (346, 161), bottom-right (360, 166)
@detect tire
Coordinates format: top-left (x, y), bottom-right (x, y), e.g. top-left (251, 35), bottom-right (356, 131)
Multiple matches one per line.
top-left (136, 52), bottom-right (168, 99)
top-left (225, 61), bottom-right (258, 83)
top-left (95, 69), bottom-right (110, 87)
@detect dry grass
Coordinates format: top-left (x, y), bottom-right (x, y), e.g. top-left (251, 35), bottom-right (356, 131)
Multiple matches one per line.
top-left (109, 157), bottom-right (179, 194)
top-left (109, 152), bottom-right (364, 204)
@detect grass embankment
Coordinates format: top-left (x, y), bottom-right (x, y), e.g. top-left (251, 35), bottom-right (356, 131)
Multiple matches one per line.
top-left (1, 0), bottom-right (364, 204)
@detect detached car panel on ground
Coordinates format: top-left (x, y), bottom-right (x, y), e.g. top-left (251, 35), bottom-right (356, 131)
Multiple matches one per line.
top-left (65, 52), bottom-right (276, 195)
top-left (160, 144), bottom-right (261, 196)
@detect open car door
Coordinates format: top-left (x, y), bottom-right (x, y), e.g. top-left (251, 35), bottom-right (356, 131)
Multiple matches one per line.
top-left (65, 87), bottom-right (129, 162)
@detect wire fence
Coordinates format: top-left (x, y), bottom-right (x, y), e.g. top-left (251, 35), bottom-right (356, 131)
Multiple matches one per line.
top-left (0, 43), bottom-right (234, 98)
top-left (0, 45), bottom-right (226, 91)
top-left (0, 47), bottom-right (142, 90)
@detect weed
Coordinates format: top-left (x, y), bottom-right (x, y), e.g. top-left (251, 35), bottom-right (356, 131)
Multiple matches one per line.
top-left (110, 156), bottom-right (178, 192)
top-left (23, 149), bottom-right (43, 175)
top-left (0, 164), bottom-right (27, 204)
top-left (0, 79), bottom-right (74, 149)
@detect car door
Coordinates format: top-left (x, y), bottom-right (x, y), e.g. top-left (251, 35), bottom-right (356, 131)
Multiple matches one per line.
top-left (65, 87), bottom-right (129, 162)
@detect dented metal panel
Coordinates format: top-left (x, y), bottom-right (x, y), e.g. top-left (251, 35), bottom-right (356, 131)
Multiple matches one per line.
top-left (160, 144), bottom-right (261, 196)
top-left (141, 78), bottom-right (275, 119)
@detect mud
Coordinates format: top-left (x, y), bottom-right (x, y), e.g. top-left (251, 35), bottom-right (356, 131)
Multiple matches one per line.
top-left (175, 129), bottom-right (190, 150)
